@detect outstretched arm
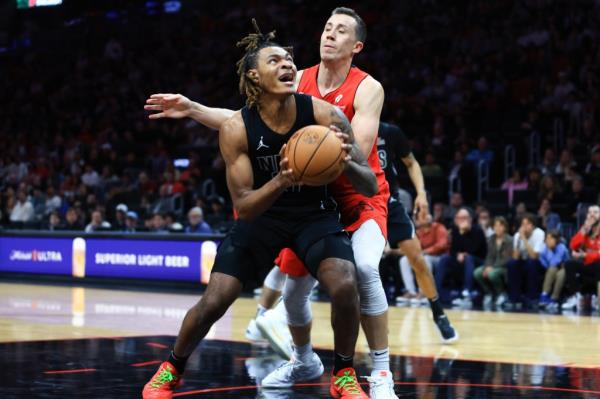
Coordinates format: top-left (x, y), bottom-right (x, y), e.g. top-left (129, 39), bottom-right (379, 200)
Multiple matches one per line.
top-left (145, 93), bottom-right (235, 131)
top-left (401, 153), bottom-right (428, 220)
top-left (220, 113), bottom-right (298, 220)
top-left (313, 98), bottom-right (378, 197)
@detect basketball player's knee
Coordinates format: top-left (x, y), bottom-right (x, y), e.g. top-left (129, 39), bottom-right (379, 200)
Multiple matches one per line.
top-left (264, 267), bottom-right (286, 291)
top-left (356, 261), bottom-right (388, 316)
top-left (409, 254), bottom-right (428, 275)
top-left (282, 275), bottom-right (316, 326)
top-left (283, 294), bottom-right (312, 326)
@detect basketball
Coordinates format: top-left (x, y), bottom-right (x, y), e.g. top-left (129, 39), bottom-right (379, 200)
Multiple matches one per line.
top-left (284, 125), bottom-right (346, 186)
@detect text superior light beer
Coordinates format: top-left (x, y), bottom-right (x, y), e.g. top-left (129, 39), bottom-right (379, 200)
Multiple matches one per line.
top-left (72, 237), bottom-right (86, 278)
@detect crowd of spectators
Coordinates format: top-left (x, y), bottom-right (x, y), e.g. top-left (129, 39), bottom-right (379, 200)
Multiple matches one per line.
top-left (1, 1), bottom-right (600, 309)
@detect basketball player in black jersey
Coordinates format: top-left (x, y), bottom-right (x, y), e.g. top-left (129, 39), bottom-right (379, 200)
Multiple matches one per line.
top-left (377, 122), bottom-right (459, 343)
top-left (142, 22), bottom-right (374, 399)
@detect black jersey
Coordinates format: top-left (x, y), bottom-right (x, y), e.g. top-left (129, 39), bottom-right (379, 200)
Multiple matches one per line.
top-left (377, 122), bottom-right (411, 197)
top-left (241, 93), bottom-right (335, 216)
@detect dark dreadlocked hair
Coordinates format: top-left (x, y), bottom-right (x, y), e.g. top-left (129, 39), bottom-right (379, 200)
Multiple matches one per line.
top-left (236, 19), bottom-right (293, 109)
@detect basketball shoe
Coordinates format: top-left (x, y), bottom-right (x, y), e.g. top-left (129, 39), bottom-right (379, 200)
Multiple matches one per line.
top-left (255, 301), bottom-right (293, 359)
top-left (366, 370), bottom-right (398, 399)
top-left (330, 368), bottom-right (369, 399)
top-left (435, 315), bottom-right (459, 344)
top-left (261, 351), bottom-right (324, 388)
top-left (142, 361), bottom-right (181, 399)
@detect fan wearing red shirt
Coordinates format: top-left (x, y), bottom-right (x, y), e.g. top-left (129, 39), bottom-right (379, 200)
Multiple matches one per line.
top-left (563, 205), bottom-right (600, 304)
top-left (145, 7), bottom-right (399, 397)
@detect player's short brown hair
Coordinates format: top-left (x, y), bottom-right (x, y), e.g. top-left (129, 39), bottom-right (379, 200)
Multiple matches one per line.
top-left (331, 7), bottom-right (367, 43)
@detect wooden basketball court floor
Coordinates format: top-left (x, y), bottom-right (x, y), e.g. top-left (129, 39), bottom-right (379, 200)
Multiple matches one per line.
top-left (1, 281), bottom-right (600, 398)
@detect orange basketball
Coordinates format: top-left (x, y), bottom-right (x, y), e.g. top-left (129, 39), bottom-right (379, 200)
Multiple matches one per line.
top-left (284, 125), bottom-right (346, 186)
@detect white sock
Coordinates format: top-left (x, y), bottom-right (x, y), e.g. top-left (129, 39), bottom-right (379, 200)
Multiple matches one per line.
top-left (370, 347), bottom-right (390, 373)
top-left (256, 304), bottom-right (268, 318)
top-left (293, 342), bottom-right (313, 363)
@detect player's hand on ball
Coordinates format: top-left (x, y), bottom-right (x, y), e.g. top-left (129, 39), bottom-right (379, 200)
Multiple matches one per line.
top-left (145, 93), bottom-right (192, 119)
top-left (277, 144), bottom-right (301, 188)
top-left (331, 125), bottom-right (352, 164)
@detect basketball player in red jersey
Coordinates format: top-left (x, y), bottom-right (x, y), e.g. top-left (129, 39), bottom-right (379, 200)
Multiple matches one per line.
top-left (144, 7), bottom-right (451, 398)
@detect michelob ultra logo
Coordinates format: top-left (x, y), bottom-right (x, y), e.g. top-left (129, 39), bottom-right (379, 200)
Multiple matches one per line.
top-left (9, 250), bottom-right (63, 262)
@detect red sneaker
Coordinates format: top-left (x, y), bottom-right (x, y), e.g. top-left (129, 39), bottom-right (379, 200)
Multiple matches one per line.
top-left (330, 367), bottom-right (369, 398)
top-left (142, 361), bottom-right (182, 399)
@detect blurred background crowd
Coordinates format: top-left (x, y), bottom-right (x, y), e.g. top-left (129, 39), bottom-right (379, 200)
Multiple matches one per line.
top-left (1, 0), bottom-right (600, 309)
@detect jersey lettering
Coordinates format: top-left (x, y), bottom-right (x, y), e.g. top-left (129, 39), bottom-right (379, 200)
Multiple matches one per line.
top-left (378, 149), bottom-right (388, 169)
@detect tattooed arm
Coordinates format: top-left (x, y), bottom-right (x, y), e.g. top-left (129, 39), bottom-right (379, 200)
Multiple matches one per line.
top-left (313, 98), bottom-right (378, 197)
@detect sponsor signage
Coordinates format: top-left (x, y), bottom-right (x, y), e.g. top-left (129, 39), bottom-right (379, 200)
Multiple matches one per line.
top-left (0, 236), bottom-right (218, 283)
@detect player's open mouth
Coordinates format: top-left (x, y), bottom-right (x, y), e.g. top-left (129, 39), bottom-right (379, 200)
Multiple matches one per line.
top-left (278, 73), bottom-right (295, 86)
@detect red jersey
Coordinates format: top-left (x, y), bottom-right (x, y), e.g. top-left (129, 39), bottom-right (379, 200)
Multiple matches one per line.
top-left (570, 229), bottom-right (600, 265)
top-left (298, 64), bottom-right (390, 237)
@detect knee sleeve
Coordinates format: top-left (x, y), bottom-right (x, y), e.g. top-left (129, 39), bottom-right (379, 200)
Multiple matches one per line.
top-left (264, 266), bottom-right (287, 291)
top-left (283, 274), bottom-right (317, 326)
top-left (352, 219), bottom-right (388, 316)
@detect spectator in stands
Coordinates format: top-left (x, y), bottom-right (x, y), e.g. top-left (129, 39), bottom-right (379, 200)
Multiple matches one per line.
top-left (502, 169), bottom-right (528, 206)
top-left (465, 136), bottom-right (494, 165)
top-left (44, 186), bottom-right (62, 215)
top-left (186, 207), bottom-right (212, 234)
top-left (434, 207), bottom-right (487, 306)
top-left (527, 167), bottom-right (542, 192)
top-left (474, 216), bottom-right (513, 308)
top-left (150, 212), bottom-right (168, 233)
top-left (397, 213), bottom-right (449, 305)
top-left (539, 175), bottom-right (562, 203)
top-left (85, 210), bottom-right (111, 233)
top-left (81, 164), bottom-right (100, 188)
top-left (584, 145), bottom-right (600, 189)
top-left (537, 198), bottom-right (561, 231)
top-left (506, 213), bottom-right (546, 309)
top-left (114, 203), bottom-right (128, 230)
top-left (477, 208), bottom-right (494, 238)
top-left (539, 148), bottom-right (557, 176)
top-left (151, 185), bottom-right (174, 215)
top-left (46, 211), bottom-right (62, 231)
top-left (539, 230), bottom-right (569, 310)
top-left (205, 195), bottom-right (229, 231)
top-left (10, 190), bottom-right (34, 223)
top-left (164, 212), bottom-right (184, 232)
top-left (63, 208), bottom-right (83, 230)
top-left (432, 202), bottom-right (447, 226)
top-left (562, 205), bottom-right (600, 310)
top-left (566, 176), bottom-right (595, 218)
top-left (555, 149), bottom-right (577, 175)
top-left (421, 152), bottom-right (444, 178)
top-left (31, 188), bottom-right (46, 221)
top-left (124, 211), bottom-right (138, 233)
top-left (443, 192), bottom-right (464, 222)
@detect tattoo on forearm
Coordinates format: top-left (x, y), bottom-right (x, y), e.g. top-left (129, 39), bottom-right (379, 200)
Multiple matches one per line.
top-left (330, 108), bottom-right (352, 135)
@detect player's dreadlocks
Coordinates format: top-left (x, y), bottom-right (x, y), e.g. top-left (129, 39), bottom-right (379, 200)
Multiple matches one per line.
top-left (236, 19), bottom-right (292, 109)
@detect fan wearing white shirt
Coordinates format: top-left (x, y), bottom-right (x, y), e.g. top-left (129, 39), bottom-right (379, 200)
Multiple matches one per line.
top-left (505, 213), bottom-right (546, 309)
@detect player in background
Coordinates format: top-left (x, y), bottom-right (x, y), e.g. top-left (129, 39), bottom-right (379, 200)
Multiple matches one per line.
top-left (377, 122), bottom-right (458, 343)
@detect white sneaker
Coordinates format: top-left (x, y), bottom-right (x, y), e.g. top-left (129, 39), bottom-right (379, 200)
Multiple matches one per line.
top-left (483, 295), bottom-right (493, 309)
top-left (495, 293), bottom-right (507, 307)
top-left (256, 301), bottom-right (293, 360)
top-left (245, 318), bottom-right (266, 343)
top-left (561, 294), bottom-right (580, 310)
top-left (260, 352), bottom-right (324, 388)
top-left (451, 296), bottom-right (472, 308)
top-left (366, 370), bottom-right (398, 399)
top-left (245, 354), bottom-right (287, 384)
